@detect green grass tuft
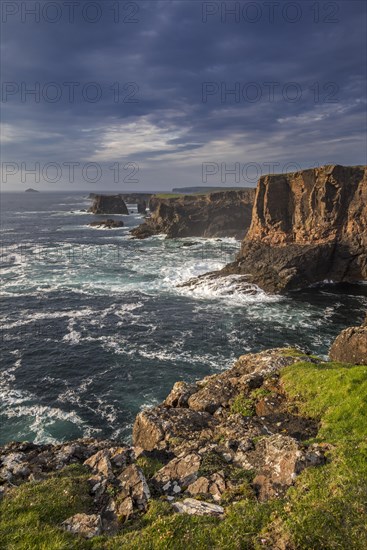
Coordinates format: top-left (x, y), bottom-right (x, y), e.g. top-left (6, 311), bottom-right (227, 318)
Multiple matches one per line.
top-left (230, 394), bottom-right (255, 417)
top-left (136, 456), bottom-right (164, 479)
top-left (0, 464), bottom-right (92, 549)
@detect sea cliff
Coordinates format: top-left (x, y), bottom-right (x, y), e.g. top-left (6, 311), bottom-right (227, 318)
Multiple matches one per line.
top-left (187, 165), bottom-right (367, 293)
top-left (130, 189), bottom-right (256, 239)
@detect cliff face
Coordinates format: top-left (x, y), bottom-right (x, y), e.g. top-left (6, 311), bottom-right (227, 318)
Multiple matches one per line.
top-left (131, 189), bottom-right (256, 239)
top-left (221, 165), bottom-right (367, 292)
top-left (89, 195), bottom-right (129, 215)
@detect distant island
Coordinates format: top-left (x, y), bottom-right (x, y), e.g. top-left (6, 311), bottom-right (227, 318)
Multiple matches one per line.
top-left (25, 188), bottom-right (39, 193)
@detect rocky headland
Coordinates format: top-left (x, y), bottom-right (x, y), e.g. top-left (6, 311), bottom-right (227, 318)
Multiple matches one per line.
top-left (185, 165), bottom-right (367, 293)
top-left (1, 335), bottom-right (366, 547)
top-left (130, 189), bottom-right (256, 239)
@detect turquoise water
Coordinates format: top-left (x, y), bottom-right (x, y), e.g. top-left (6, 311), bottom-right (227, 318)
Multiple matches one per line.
top-left (1, 192), bottom-right (366, 445)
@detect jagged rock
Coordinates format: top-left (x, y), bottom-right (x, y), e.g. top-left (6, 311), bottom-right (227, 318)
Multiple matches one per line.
top-left (62, 513), bottom-right (102, 538)
top-left (164, 381), bottom-right (198, 408)
top-left (152, 453), bottom-right (201, 494)
top-left (186, 472), bottom-right (231, 502)
top-left (133, 406), bottom-right (219, 452)
top-left (188, 380), bottom-right (236, 414)
top-left (329, 320), bottom-right (367, 365)
top-left (172, 498), bottom-right (224, 516)
top-left (84, 450), bottom-right (113, 478)
top-left (130, 189), bottom-right (255, 239)
top-left (117, 464), bottom-right (150, 518)
top-left (89, 195), bottom-right (129, 215)
top-left (88, 475), bottom-right (108, 500)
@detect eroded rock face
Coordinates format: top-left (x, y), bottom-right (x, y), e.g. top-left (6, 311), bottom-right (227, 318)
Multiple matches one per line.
top-left (329, 318), bottom-right (367, 365)
top-left (132, 406), bottom-right (219, 452)
top-left (130, 189), bottom-right (255, 239)
top-left (89, 195), bottom-right (129, 215)
top-left (210, 165), bottom-right (367, 292)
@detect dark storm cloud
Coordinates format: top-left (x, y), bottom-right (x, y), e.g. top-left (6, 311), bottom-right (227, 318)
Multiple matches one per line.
top-left (1, 0), bottom-right (366, 190)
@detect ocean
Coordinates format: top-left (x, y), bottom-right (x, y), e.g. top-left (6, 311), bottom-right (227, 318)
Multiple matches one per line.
top-left (1, 191), bottom-right (366, 446)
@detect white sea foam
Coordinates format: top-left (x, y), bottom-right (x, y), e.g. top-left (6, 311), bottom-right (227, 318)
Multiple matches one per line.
top-left (176, 273), bottom-right (281, 304)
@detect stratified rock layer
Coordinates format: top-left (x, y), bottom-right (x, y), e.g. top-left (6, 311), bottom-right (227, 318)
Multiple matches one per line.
top-left (131, 189), bottom-right (255, 239)
top-left (213, 165), bottom-right (367, 292)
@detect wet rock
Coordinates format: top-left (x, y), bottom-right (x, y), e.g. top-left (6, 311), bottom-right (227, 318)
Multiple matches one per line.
top-left (172, 498), bottom-right (224, 517)
top-left (62, 513), bottom-right (102, 538)
top-left (137, 200), bottom-right (147, 214)
top-left (89, 219), bottom-right (124, 229)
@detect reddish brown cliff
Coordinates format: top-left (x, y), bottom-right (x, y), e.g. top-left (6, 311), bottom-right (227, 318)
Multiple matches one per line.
top-left (219, 165), bottom-right (367, 292)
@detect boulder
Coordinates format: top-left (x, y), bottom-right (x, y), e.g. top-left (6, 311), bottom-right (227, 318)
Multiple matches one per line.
top-left (152, 453), bottom-right (201, 494)
top-left (84, 450), bottom-right (113, 478)
top-left (329, 320), bottom-right (367, 365)
top-left (164, 381), bottom-right (198, 408)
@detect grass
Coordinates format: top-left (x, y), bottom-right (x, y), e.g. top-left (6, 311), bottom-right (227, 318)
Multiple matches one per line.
top-left (230, 394), bottom-right (255, 417)
top-left (0, 464), bottom-right (92, 549)
top-left (136, 456), bottom-right (164, 479)
top-left (1, 356), bottom-right (366, 549)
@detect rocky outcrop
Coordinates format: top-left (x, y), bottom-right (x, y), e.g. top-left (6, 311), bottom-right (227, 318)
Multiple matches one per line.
top-left (133, 349), bottom-right (325, 506)
top-left (189, 165), bottom-right (366, 292)
top-left (89, 219), bottom-right (124, 229)
top-left (329, 317), bottom-right (367, 365)
top-left (130, 189), bottom-right (256, 239)
top-left (137, 200), bottom-right (147, 214)
top-left (89, 195), bottom-right (129, 215)
top-left (0, 348), bottom-right (328, 539)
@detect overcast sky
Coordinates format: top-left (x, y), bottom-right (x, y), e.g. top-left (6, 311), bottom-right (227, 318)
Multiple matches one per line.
top-left (1, 0), bottom-right (366, 191)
